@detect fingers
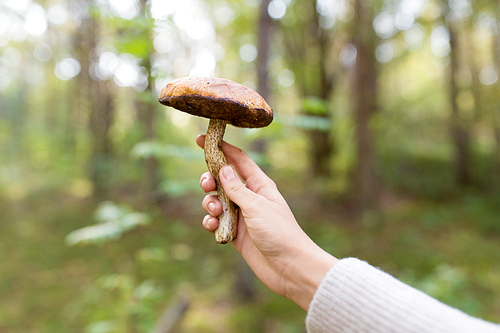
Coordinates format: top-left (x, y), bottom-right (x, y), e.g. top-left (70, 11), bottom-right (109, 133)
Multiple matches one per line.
top-left (201, 193), bottom-right (221, 233)
top-left (200, 172), bottom-right (216, 193)
top-left (219, 165), bottom-right (261, 209)
top-left (196, 135), bottom-right (276, 195)
top-left (202, 194), bottom-right (223, 216)
top-left (202, 215), bottom-right (218, 232)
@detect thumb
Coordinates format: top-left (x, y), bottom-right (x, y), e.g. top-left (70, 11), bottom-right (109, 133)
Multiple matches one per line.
top-left (220, 165), bottom-right (258, 208)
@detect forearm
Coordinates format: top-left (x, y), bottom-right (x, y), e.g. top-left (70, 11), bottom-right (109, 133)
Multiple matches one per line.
top-left (283, 238), bottom-right (338, 311)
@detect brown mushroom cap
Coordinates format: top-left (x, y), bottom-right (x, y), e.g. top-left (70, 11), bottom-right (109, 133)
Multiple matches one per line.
top-left (158, 77), bottom-right (273, 128)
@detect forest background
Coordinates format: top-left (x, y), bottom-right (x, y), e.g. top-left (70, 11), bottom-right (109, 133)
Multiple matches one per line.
top-left (1, 0), bottom-right (500, 331)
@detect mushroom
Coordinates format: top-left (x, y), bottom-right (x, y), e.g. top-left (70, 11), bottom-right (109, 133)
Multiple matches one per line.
top-left (158, 77), bottom-right (273, 244)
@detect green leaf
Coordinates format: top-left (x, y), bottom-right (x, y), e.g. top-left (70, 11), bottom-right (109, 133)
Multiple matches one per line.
top-left (66, 202), bottom-right (150, 246)
top-left (120, 212), bottom-right (150, 231)
top-left (162, 144), bottom-right (203, 160)
top-left (130, 142), bottom-right (202, 160)
top-left (276, 114), bottom-right (332, 132)
top-left (134, 280), bottom-right (156, 300)
top-left (65, 222), bottom-right (122, 245)
top-left (86, 320), bottom-right (118, 333)
top-left (95, 201), bottom-right (124, 223)
top-left (130, 141), bottom-right (164, 159)
top-left (301, 96), bottom-right (329, 115)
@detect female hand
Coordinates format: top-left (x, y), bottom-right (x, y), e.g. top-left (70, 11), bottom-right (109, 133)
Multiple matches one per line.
top-left (197, 135), bottom-right (337, 310)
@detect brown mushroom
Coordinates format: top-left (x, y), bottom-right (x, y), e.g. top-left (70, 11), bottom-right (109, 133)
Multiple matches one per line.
top-left (158, 77), bottom-right (273, 244)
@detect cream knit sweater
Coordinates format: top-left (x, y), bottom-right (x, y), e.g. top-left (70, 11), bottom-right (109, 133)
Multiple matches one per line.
top-left (306, 258), bottom-right (500, 333)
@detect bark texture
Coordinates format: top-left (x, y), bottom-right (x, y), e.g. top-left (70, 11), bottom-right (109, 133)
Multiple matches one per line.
top-left (448, 21), bottom-right (471, 186)
top-left (351, 0), bottom-right (380, 212)
top-left (492, 24), bottom-right (500, 187)
top-left (86, 13), bottom-right (114, 199)
top-left (282, 0), bottom-right (336, 178)
top-left (138, 0), bottom-right (160, 201)
top-left (257, 0), bottom-right (272, 102)
top-left (205, 119), bottom-right (238, 244)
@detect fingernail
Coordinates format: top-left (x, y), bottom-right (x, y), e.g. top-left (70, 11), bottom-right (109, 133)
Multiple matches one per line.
top-left (222, 165), bottom-right (236, 181)
top-left (208, 202), bottom-right (215, 214)
top-left (202, 215), bottom-right (210, 228)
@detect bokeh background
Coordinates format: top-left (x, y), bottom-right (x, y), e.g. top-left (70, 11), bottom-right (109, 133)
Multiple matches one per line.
top-left (1, 0), bottom-right (500, 331)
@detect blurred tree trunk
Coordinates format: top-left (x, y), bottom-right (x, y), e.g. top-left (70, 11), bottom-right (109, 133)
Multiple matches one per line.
top-left (257, 0), bottom-right (272, 102)
top-left (251, 0), bottom-right (273, 156)
top-left (87, 9), bottom-right (114, 199)
top-left (44, 66), bottom-right (59, 133)
top-left (351, 0), bottom-right (380, 212)
top-left (494, 125), bottom-right (500, 188)
top-left (492, 28), bottom-right (500, 186)
top-left (447, 16), bottom-right (472, 187)
top-left (89, 80), bottom-right (114, 199)
top-left (71, 21), bottom-right (91, 151)
top-left (308, 126), bottom-right (333, 178)
top-left (135, 94), bottom-right (159, 201)
top-left (11, 86), bottom-right (27, 142)
top-left (137, 0), bottom-right (160, 204)
top-left (447, 17), bottom-right (472, 186)
top-left (283, 0), bottom-right (336, 178)
top-left (62, 75), bottom-right (76, 149)
top-left (465, 26), bottom-right (481, 121)
top-left (495, 124), bottom-right (500, 182)
top-left (306, 8), bottom-right (335, 178)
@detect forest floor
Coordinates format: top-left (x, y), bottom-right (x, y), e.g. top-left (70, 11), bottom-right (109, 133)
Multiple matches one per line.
top-left (1, 184), bottom-right (500, 333)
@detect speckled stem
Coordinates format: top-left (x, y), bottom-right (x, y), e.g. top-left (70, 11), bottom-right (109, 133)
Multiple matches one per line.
top-left (205, 119), bottom-right (238, 244)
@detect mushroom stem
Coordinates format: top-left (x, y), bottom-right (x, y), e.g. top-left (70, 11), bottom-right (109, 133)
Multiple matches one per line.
top-left (205, 118), bottom-right (239, 244)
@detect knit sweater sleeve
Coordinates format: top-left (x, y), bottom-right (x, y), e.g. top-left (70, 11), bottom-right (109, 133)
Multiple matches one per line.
top-left (306, 257), bottom-right (500, 333)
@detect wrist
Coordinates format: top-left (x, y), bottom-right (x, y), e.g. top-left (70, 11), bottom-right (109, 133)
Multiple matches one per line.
top-left (283, 239), bottom-right (338, 311)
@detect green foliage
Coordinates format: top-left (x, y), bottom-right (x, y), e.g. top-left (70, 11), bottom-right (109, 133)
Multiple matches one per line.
top-left (461, 194), bottom-right (500, 234)
top-left (114, 32), bottom-right (154, 61)
top-left (159, 179), bottom-right (201, 197)
top-left (378, 148), bottom-right (457, 199)
top-left (81, 275), bottom-right (162, 333)
top-left (131, 141), bottom-right (202, 161)
top-left (86, 320), bottom-right (118, 333)
top-left (2, 178), bottom-right (500, 332)
top-left (66, 202), bottom-right (150, 246)
top-left (2, 0), bottom-right (500, 331)
top-left (402, 265), bottom-right (483, 316)
top-left (280, 114), bottom-right (333, 132)
top-left (301, 96), bottom-right (329, 116)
